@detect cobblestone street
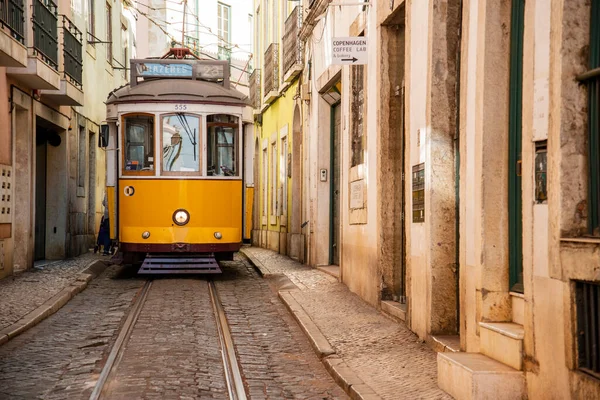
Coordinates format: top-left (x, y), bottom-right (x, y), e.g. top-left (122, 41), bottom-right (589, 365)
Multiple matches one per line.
top-left (241, 246), bottom-right (451, 400)
top-left (0, 256), bottom-right (347, 399)
top-left (0, 265), bottom-right (144, 399)
top-left (0, 253), bottom-right (105, 331)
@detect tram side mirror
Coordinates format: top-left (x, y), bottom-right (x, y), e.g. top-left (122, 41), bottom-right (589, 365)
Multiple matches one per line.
top-left (99, 124), bottom-right (109, 148)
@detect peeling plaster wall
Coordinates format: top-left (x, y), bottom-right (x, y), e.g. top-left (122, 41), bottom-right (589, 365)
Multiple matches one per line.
top-left (405, 0), bottom-right (431, 339)
top-left (458, 0), bottom-right (512, 352)
top-left (405, 0), bottom-right (459, 339)
top-left (521, 1), bottom-right (571, 397)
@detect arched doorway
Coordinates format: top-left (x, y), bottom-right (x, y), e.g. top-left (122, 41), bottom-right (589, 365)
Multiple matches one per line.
top-left (291, 105), bottom-right (302, 234)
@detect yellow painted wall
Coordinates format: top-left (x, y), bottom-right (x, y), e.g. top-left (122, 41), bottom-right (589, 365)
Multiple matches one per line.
top-left (257, 80), bottom-right (298, 234)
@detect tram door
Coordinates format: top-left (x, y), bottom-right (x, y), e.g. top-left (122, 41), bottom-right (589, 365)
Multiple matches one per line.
top-left (35, 127), bottom-right (48, 261)
top-left (330, 103), bottom-right (341, 266)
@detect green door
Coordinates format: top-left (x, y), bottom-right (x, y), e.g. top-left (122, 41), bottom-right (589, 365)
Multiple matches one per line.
top-left (330, 103), bottom-right (341, 266)
top-left (509, 0), bottom-right (524, 293)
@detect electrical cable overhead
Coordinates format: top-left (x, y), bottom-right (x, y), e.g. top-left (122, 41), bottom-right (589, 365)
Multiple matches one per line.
top-left (123, 0), bottom-right (253, 82)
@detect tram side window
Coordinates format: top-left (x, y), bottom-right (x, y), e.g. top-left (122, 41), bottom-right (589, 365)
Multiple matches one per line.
top-left (124, 116), bottom-right (154, 172)
top-left (207, 114), bottom-right (238, 177)
top-left (162, 114), bottom-right (201, 173)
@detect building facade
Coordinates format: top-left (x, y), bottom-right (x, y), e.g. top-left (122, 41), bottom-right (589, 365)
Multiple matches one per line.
top-left (250, 0), bottom-right (304, 261)
top-left (0, 0), bottom-right (134, 277)
top-left (252, 0), bottom-right (600, 398)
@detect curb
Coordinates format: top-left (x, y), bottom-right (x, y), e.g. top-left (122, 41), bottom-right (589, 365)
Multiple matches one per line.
top-left (242, 247), bottom-right (382, 400)
top-left (238, 248), bottom-right (274, 277)
top-left (278, 290), bottom-right (382, 400)
top-left (0, 259), bottom-right (109, 346)
top-left (278, 290), bottom-right (335, 358)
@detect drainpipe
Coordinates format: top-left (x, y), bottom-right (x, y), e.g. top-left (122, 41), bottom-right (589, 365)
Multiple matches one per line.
top-left (454, 0), bottom-right (464, 335)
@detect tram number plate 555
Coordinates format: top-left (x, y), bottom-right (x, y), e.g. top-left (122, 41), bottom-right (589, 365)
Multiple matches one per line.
top-left (174, 104), bottom-right (187, 111)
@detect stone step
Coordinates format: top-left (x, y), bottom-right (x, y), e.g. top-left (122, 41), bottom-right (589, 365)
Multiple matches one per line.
top-left (431, 335), bottom-right (460, 353)
top-left (479, 322), bottom-right (524, 370)
top-left (437, 352), bottom-right (525, 400)
top-left (511, 292), bottom-right (525, 325)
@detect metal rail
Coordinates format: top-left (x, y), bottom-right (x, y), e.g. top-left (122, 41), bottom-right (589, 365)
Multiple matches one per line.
top-left (89, 280), bottom-right (153, 400)
top-left (208, 281), bottom-right (247, 400)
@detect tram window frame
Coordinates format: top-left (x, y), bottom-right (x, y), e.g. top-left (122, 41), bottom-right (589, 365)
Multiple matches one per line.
top-left (160, 113), bottom-right (203, 176)
top-left (206, 114), bottom-right (239, 177)
top-left (121, 113), bottom-right (156, 176)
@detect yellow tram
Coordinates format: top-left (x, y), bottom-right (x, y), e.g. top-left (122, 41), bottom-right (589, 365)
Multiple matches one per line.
top-left (101, 54), bottom-right (253, 273)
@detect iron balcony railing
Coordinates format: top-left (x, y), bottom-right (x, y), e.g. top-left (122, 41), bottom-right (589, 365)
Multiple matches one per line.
top-left (33, 0), bottom-right (58, 69)
top-left (263, 43), bottom-right (278, 97)
top-left (218, 45), bottom-right (231, 62)
top-left (62, 15), bottom-right (82, 86)
top-left (0, 0), bottom-right (25, 44)
top-left (282, 6), bottom-right (303, 79)
top-left (249, 68), bottom-right (261, 109)
top-left (184, 35), bottom-right (199, 54)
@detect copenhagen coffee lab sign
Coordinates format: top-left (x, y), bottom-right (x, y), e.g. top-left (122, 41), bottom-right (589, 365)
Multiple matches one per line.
top-left (332, 37), bottom-right (368, 65)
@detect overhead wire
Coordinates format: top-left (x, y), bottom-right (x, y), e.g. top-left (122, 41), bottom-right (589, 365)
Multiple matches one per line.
top-left (131, 0), bottom-right (250, 53)
top-left (123, 0), bottom-right (253, 84)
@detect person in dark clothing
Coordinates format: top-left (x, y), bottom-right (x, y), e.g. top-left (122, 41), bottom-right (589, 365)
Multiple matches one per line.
top-left (94, 192), bottom-right (112, 256)
top-left (97, 216), bottom-right (111, 255)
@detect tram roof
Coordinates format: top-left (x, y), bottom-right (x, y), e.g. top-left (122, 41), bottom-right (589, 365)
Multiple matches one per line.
top-left (106, 78), bottom-right (249, 106)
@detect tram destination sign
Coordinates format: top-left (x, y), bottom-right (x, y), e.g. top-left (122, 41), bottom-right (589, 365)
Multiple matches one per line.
top-left (130, 59), bottom-right (229, 87)
top-left (136, 63), bottom-right (193, 77)
top-left (331, 37), bottom-right (368, 65)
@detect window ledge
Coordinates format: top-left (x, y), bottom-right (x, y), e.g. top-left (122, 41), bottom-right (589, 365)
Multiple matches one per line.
top-left (561, 237), bottom-right (600, 244)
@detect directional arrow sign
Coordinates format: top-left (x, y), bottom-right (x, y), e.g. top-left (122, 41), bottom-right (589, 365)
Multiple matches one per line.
top-left (332, 37), bottom-right (368, 65)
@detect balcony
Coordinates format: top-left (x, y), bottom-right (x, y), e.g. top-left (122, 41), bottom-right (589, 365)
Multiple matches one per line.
top-left (6, 0), bottom-right (59, 89)
top-left (62, 16), bottom-right (82, 86)
top-left (263, 43), bottom-right (279, 104)
top-left (249, 68), bottom-right (261, 109)
top-left (218, 45), bottom-right (231, 62)
top-left (282, 6), bottom-right (303, 83)
top-left (0, 0), bottom-right (27, 67)
top-left (33, 0), bottom-right (58, 69)
top-left (40, 15), bottom-right (83, 106)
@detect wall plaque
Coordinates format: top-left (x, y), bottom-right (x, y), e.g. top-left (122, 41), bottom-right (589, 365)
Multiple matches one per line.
top-left (412, 163), bottom-right (425, 223)
top-left (535, 141), bottom-right (547, 203)
top-left (350, 180), bottom-right (364, 209)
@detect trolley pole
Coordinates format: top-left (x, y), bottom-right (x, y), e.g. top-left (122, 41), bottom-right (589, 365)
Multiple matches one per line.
top-left (181, 0), bottom-right (187, 47)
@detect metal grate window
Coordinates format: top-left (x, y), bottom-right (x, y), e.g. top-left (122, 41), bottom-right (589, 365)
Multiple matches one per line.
top-left (351, 63), bottom-right (365, 167)
top-left (576, 281), bottom-right (600, 379)
top-left (578, 0), bottom-right (600, 235)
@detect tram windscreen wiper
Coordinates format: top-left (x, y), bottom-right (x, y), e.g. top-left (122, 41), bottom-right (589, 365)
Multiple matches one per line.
top-left (176, 113), bottom-right (198, 161)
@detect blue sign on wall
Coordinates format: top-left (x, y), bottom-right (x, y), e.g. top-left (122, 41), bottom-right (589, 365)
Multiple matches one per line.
top-left (136, 63), bottom-right (193, 77)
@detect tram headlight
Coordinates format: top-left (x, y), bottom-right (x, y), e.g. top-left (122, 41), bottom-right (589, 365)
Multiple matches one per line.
top-left (173, 209), bottom-right (190, 226)
top-left (142, 231), bottom-right (151, 239)
top-left (214, 232), bottom-right (222, 240)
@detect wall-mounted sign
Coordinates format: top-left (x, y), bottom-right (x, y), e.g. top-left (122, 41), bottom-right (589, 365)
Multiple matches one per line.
top-left (412, 163), bottom-right (425, 223)
top-left (332, 37), bottom-right (368, 65)
top-left (535, 141), bottom-right (547, 203)
top-left (350, 180), bottom-right (365, 209)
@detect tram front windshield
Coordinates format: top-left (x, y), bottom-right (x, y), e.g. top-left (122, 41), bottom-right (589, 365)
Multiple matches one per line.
top-left (162, 114), bottom-right (201, 173)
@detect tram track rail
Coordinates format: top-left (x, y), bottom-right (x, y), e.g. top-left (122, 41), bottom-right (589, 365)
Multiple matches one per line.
top-left (209, 280), bottom-right (247, 400)
top-left (89, 278), bottom-right (247, 400)
top-left (89, 280), bottom-right (153, 400)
